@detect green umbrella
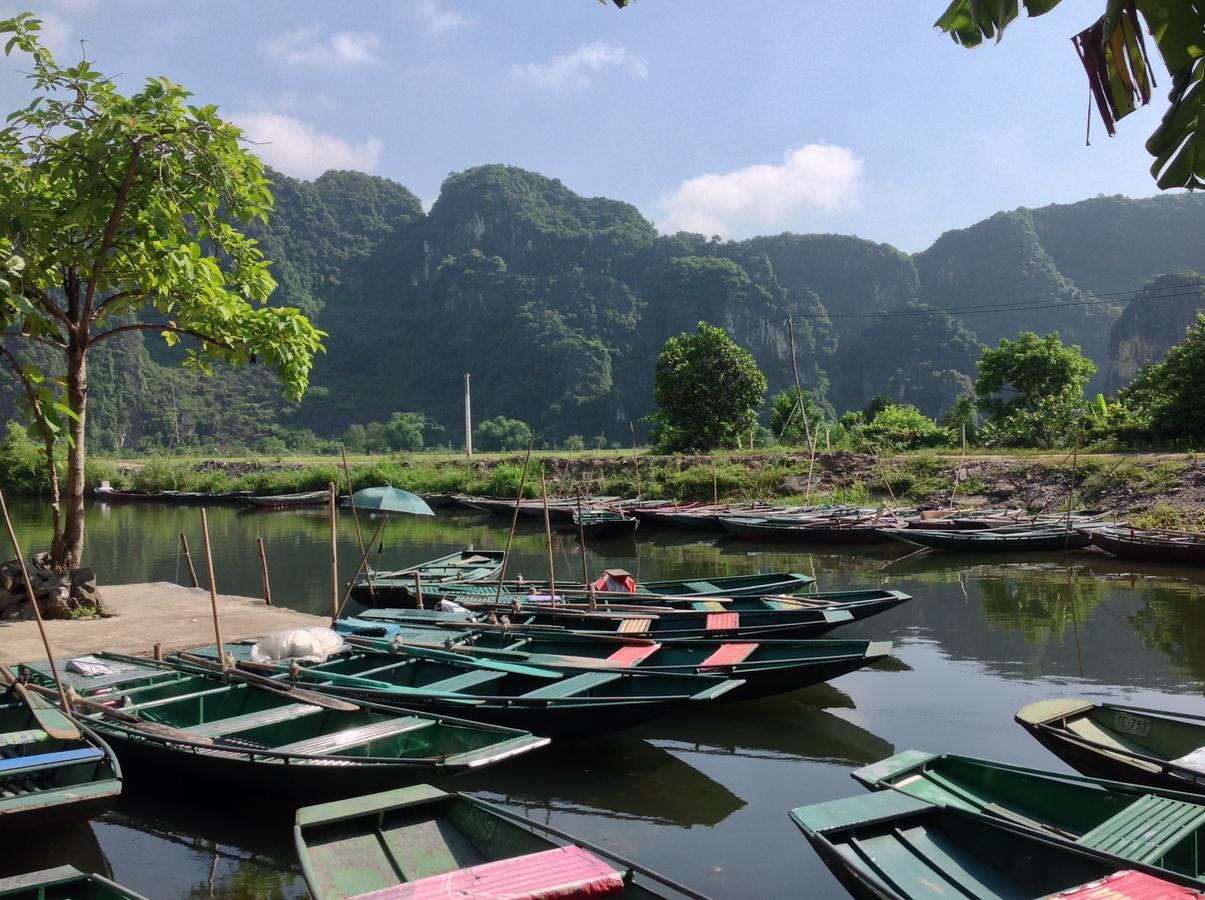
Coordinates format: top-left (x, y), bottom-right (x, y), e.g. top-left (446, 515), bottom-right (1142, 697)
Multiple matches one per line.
top-left (341, 485), bottom-right (435, 516)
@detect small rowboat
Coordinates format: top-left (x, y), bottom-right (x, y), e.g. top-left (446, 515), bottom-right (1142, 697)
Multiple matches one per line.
top-left (1017, 699), bottom-right (1205, 794)
top-left (573, 508), bottom-right (639, 540)
top-left (791, 789), bottom-right (1203, 900)
top-left (240, 490), bottom-right (330, 509)
top-left (0, 866), bottom-right (148, 899)
top-left (425, 570), bottom-right (816, 604)
top-left (720, 516), bottom-right (897, 544)
top-left (855, 749), bottom-right (1205, 885)
top-left (0, 686), bottom-right (122, 831)
top-left (885, 526), bottom-right (1093, 553)
top-left (351, 550), bottom-right (506, 607)
top-left (1088, 525), bottom-right (1205, 565)
top-left (295, 785), bottom-right (703, 900)
top-left (20, 653), bottom-right (547, 801)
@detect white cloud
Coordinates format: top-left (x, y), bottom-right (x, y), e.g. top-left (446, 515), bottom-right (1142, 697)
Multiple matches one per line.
top-left (656, 144), bottom-right (865, 237)
top-left (511, 42), bottom-right (646, 92)
top-left (244, 90), bottom-right (339, 115)
top-left (233, 112), bottom-right (383, 180)
top-left (262, 26), bottom-right (381, 67)
top-left (413, 0), bottom-right (474, 35)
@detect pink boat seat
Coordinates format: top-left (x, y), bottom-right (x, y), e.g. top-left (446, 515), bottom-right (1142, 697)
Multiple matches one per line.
top-left (698, 643), bottom-right (758, 671)
top-left (704, 612), bottom-right (740, 632)
top-left (605, 643), bottom-right (661, 667)
top-left (351, 845), bottom-right (625, 899)
top-left (1052, 869), bottom-right (1202, 899)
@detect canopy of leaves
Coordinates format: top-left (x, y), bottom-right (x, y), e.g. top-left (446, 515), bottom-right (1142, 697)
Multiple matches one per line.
top-left (473, 415), bottom-right (532, 452)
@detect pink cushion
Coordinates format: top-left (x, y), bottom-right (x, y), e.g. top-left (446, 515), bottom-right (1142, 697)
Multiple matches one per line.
top-left (1052, 870), bottom-right (1203, 899)
top-left (605, 644), bottom-right (661, 667)
top-left (698, 643), bottom-right (758, 670)
top-left (704, 612), bottom-right (740, 632)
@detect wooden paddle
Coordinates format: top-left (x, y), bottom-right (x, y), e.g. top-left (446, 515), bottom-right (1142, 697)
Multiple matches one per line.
top-left (0, 664), bottom-right (80, 741)
top-left (173, 652), bottom-right (361, 712)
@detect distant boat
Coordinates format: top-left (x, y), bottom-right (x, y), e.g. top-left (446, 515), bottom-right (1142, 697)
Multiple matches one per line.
top-left (0, 866), bottom-right (147, 899)
top-left (241, 490), bottom-right (330, 509)
top-left (573, 507), bottom-right (639, 540)
top-left (295, 785), bottom-right (697, 900)
top-left (885, 526), bottom-right (1092, 553)
top-left (350, 549), bottom-right (506, 607)
top-left (719, 516), bottom-right (897, 544)
top-left (1088, 525), bottom-right (1205, 565)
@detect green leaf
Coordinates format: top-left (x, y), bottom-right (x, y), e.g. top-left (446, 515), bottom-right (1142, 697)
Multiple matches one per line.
top-left (1146, 55), bottom-right (1205, 188)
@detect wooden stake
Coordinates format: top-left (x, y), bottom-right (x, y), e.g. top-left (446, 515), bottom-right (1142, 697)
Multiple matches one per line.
top-left (630, 421), bottom-right (640, 499)
top-left (413, 572), bottom-right (424, 610)
top-left (494, 437), bottom-right (534, 603)
top-left (712, 461), bottom-right (718, 505)
top-left (179, 532), bottom-right (199, 587)
top-left (787, 315), bottom-right (820, 504)
top-left (340, 446), bottom-right (373, 599)
top-left (0, 488), bottom-right (71, 713)
top-left (464, 372), bottom-right (473, 459)
top-left (198, 508), bottom-right (226, 673)
top-left (256, 537), bottom-right (272, 607)
top-left (541, 468), bottom-right (556, 601)
top-left (334, 517), bottom-right (387, 621)
top-left (576, 484), bottom-right (589, 585)
top-left (1066, 421), bottom-right (1081, 535)
top-left (328, 482), bottom-right (339, 622)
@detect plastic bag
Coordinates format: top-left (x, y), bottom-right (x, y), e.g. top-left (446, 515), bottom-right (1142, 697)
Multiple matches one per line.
top-left (250, 627), bottom-right (345, 663)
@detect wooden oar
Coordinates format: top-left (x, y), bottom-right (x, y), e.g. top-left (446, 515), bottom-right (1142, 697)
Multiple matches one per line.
top-left (0, 664), bottom-right (80, 740)
top-left (173, 652), bottom-right (361, 712)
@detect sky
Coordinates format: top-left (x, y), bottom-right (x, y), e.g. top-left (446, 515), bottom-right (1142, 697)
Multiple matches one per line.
top-left (0, 0), bottom-right (1175, 253)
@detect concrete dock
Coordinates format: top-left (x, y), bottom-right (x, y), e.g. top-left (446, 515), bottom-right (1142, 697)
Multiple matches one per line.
top-left (0, 581), bottom-right (329, 665)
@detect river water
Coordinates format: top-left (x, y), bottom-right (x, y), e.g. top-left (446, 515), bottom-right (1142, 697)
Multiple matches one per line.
top-left (4, 499), bottom-right (1205, 898)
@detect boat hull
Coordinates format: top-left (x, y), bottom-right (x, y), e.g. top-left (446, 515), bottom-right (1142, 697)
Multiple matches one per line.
top-left (1090, 529), bottom-right (1205, 565)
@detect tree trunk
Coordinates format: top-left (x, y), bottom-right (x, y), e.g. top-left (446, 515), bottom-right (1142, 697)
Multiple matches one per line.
top-left (56, 347), bottom-right (88, 571)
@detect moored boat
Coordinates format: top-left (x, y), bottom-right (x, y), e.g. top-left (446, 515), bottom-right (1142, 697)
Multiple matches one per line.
top-left (350, 550), bottom-right (506, 607)
top-left (1088, 525), bottom-right (1205, 565)
top-left (0, 865), bottom-right (148, 899)
top-left (240, 490), bottom-right (330, 509)
top-left (719, 516), bottom-right (898, 544)
top-left (573, 507), bottom-right (639, 540)
top-left (295, 784), bottom-right (703, 900)
top-left (886, 526), bottom-right (1093, 553)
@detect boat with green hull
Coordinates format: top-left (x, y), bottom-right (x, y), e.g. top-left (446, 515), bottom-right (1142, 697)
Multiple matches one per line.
top-left (350, 550), bottom-right (506, 607)
top-left (20, 653), bottom-right (547, 801)
top-left (0, 866), bottom-right (148, 900)
top-left (335, 623), bottom-right (892, 701)
top-left (0, 683), bottom-right (122, 832)
top-left (854, 749), bottom-right (1205, 885)
top-left (1088, 525), bottom-right (1205, 565)
top-left (295, 784), bottom-right (704, 900)
top-left (181, 642), bottom-right (744, 739)
top-left (885, 526), bottom-right (1092, 553)
top-left (790, 789), bottom-right (1202, 900)
top-left (572, 507), bottom-right (639, 540)
top-left (1017, 698), bottom-right (1205, 794)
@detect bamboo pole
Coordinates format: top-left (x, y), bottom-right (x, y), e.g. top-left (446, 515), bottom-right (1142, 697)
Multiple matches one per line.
top-left (334, 517), bottom-right (387, 621)
top-left (630, 421), bottom-right (641, 499)
top-left (0, 488), bottom-right (71, 713)
top-left (340, 447), bottom-right (373, 599)
top-left (576, 484), bottom-right (589, 585)
top-left (328, 482), bottom-right (339, 621)
top-left (494, 437), bottom-right (534, 603)
top-left (178, 532), bottom-right (199, 587)
top-left (787, 315), bottom-right (819, 503)
top-left (712, 460), bottom-right (718, 505)
top-left (413, 573), bottom-right (424, 610)
top-left (541, 468), bottom-right (556, 602)
top-left (198, 508), bottom-right (226, 673)
top-left (256, 537), bottom-right (272, 607)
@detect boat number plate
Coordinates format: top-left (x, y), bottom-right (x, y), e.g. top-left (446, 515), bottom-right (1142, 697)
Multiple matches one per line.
top-left (1113, 712), bottom-right (1151, 737)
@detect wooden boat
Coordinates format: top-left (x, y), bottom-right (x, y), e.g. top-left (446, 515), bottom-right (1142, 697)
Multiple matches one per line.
top-left (1017, 699), bottom-right (1205, 794)
top-left (20, 653), bottom-right (547, 800)
top-left (183, 642), bottom-right (744, 739)
top-left (573, 508), bottom-right (639, 540)
top-left (885, 526), bottom-right (1093, 553)
top-left (719, 516), bottom-right (898, 544)
top-left (0, 866), bottom-right (148, 899)
top-left (336, 628), bottom-right (893, 702)
top-left (790, 789), bottom-right (1202, 900)
top-left (0, 685), bottom-right (122, 831)
top-left (241, 490), bottom-right (330, 509)
top-left (295, 784), bottom-right (702, 900)
top-left (425, 570), bottom-right (816, 603)
top-left (855, 749), bottom-right (1205, 885)
top-left (350, 550), bottom-right (506, 607)
top-left (1088, 525), bottom-right (1205, 565)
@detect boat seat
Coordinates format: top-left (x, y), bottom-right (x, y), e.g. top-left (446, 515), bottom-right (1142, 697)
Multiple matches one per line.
top-left (705, 612), bottom-right (740, 632)
top-left (689, 601), bottom-right (727, 612)
top-left (351, 846), bottom-right (625, 900)
top-left (1079, 794), bottom-right (1205, 864)
top-left (699, 643), bottom-right (759, 670)
top-left (765, 598), bottom-right (806, 610)
top-left (605, 644), bottom-right (661, 667)
top-left (0, 747), bottom-right (102, 776)
top-left (421, 670), bottom-right (508, 693)
top-left (1066, 717), bottom-right (1151, 756)
top-left (189, 703), bottom-right (323, 738)
top-left (522, 671), bottom-right (623, 700)
top-left (124, 685), bottom-right (232, 713)
top-left (0, 729), bottom-right (49, 749)
top-left (616, 619), bottom-right (650, 634)
top-left (683, 580), bottom-right (721, 594)
top-left (273, 717), bottom-right (434, 756)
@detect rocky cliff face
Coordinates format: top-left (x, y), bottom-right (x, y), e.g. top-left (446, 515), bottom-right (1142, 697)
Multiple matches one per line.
top-left (1106, 272), bottom-right (1205, 392)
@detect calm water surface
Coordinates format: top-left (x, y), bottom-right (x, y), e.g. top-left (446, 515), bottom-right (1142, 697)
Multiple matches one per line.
top-left (5, 499), bottom-right (1205, 898)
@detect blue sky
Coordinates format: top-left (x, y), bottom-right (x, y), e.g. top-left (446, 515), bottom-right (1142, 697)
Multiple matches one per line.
top-left (0, 1), bottom-right (1172, 252)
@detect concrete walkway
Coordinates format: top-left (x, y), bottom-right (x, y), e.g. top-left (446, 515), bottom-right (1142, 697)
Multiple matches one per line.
top-left (0, 581), bottom-right (329, 665)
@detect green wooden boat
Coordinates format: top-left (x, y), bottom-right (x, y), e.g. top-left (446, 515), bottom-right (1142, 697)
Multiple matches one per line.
top-left (336, 621), bottom-right (892, 702)
top-left (790, 789), bottom-right (1202, 900)
top-left (0, 866), bottom-right (147, 900)
top-left (427, 570), bottom-right (816, 603)
top-left (20, 653), bottom-right (547, 801)
top-left (1018, 698), bottom-right (1205, 794)
top-left (885, 526), bottom-right (1092, 553)
top-left (295, 784), bottom-right (702, 900)
top-left (0, 685), bottom-right (122, 831)
top-left (572, 508), bottom-right (639, 540)
top-left (854, 749), bottom-right (1205, 885)
top-left (181, 642), bottom-right (744, 739)
top-left (351, 550), bottom-right (506, 607)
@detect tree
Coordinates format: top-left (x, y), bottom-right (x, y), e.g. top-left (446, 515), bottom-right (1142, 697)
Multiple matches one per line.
top-left (768, 386), bottom-right (826, 446)
top-left (384, 412), bottom-right (427, 452)
top-left (653, 321), bottom-right (767, 452)
top-left (857, 402), bottom-right (947, 452)
top-left (1119, 312), bottom-right (1205, 442)
top-left (473, 416), bottom-right (532, 452)
top-left (0, 15), bottom-right (324, 569)
top-left (935, 1), bottom-right (1205, 190)
top-left (975, 332), bottom-right (1096, 447)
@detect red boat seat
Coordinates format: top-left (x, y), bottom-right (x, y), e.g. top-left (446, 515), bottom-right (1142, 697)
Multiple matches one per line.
top-left (698, 643), bottom-right (758, 670)
top-left (605, 644), bottom-right (661, 667)
top-left (351, 845), bottom-right (625, 899)
top-left (705, 612), bottom-right (740, 632)
top-left (1052, 870), bottom-right (1201, 899)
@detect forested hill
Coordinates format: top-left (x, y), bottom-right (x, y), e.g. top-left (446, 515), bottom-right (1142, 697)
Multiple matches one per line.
top-left (4, 165), bottom-right (1204, 452)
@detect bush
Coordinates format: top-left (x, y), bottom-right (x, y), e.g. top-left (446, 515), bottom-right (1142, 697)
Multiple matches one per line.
top-left (0, 422), bottom-right (55, 494)
top-left (855, 404), bottom-right (947, 452)
top-left (474, 417), bottom-right (532, 452)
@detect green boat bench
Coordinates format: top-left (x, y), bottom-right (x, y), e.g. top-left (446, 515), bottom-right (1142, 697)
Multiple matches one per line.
top-left (1079, 793), bottom-right (1205, 865)
top-left (0, 747), bottom-right (102, 775)
top-left (274, 717), bottom-right (434, 756)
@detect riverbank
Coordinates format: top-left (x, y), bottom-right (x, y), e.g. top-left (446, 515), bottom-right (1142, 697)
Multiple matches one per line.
top-left (64, 449), bottom-right (1205, 530)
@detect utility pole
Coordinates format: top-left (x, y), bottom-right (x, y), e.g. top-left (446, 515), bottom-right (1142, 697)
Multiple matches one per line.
top-left (464, 372), bottom-right (473, 459)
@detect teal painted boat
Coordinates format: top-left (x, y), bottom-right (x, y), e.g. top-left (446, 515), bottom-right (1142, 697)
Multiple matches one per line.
top-left (855, 749), bottom-right (1205, 885)
top-left (1018, 698), bottom-right (1205, 795)
top-left (351, 550), bottom-right (506, 607)
top-left (336, 623), bottom-right (892, 702)
top-left (180, 642), bottom-right (744, 739)
top-left (20, 653), bottom-right (547, 801)
top-left (0, 681), bottom-right (122, 832)
top-left (885, 526), bottom-right (1092, 553)
top-left (572, 508), bottom-right (639, 540)
top-left (295, 784), bottom-right (703, 900)
top-left (790, 789), bottom-right (1202, 900)
top-left (0, 866), bottom-right (148, 899)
